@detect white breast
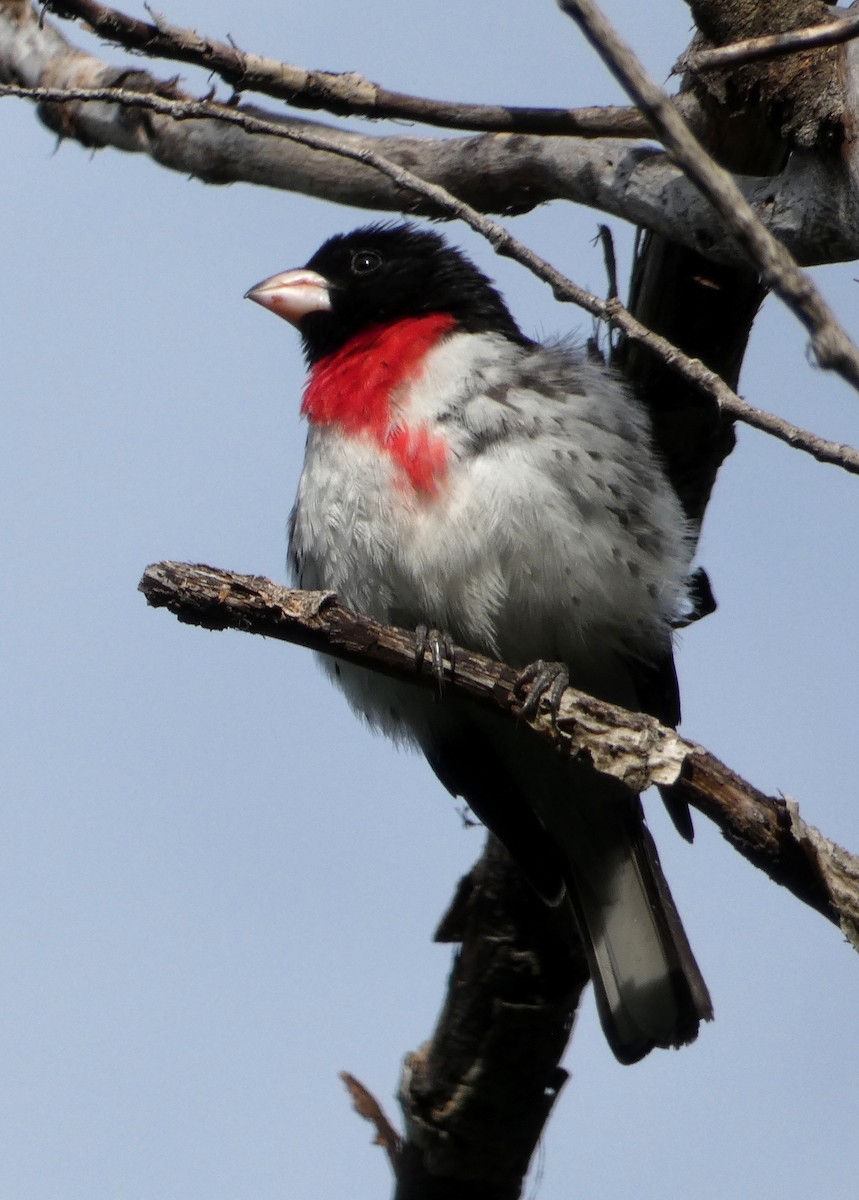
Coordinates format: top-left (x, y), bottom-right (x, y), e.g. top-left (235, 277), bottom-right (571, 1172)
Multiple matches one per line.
top-left (289, 330), bottom-right (693, 729)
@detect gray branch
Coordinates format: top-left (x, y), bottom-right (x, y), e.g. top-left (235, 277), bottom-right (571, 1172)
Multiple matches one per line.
top-left (44, 0), bottom-right (651, 138)
top-left (559, 0), bottom-right (859, 391)
top-left (4, 74), bottom-right (858, 478)
top-left (2, 1), bottom-right (859, 267)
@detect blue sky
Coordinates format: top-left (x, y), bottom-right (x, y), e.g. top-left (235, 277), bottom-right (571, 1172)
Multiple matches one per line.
top-left (2, 2), bottom-right (858, 1197)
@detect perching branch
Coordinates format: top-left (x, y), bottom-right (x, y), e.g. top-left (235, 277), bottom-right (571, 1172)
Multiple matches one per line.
top-left (558, 0), bottom-right (859, 394)
top-left (44, 0), bottom-right (651, 138)
top-left (139, 561), bottom-right (859, 951)
top-left (685, 11), bottom-right (859, 73)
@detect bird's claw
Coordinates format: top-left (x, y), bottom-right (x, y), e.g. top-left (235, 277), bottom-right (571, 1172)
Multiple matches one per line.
top-left (414, 624), bottom-right (456, 692)
top-left (514, 659), bottom-right (570, 722)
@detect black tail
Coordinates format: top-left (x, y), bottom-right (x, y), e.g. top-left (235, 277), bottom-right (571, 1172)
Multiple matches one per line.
top-left (563, 809), bottom-right (712, 1064)
top-left (422, 711), bottom-right (712, 1064)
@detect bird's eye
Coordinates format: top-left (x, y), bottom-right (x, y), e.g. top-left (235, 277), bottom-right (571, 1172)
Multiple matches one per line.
top-left (350, 250), bottom-right (382, 276)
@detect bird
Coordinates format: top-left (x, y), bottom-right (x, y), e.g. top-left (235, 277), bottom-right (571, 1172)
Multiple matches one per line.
top-left (245, 222), bottom-right (712, 1064)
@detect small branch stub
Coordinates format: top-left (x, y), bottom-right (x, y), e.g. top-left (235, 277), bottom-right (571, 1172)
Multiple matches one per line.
top-left (340, 1072), bottom-right (402, 1173)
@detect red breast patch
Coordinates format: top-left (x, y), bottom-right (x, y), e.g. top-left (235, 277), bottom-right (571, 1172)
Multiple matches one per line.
top-left (302, 313), bottom-right (455, 494)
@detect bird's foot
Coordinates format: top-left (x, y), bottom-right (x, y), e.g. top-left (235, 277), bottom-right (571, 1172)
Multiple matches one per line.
top-left (514, 659), bottom-right (570, 722)
top-left (414, 624), bottom-right (456, 692)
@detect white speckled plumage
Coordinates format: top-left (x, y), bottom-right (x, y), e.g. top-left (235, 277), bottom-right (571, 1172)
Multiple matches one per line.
top-left (291, 332), bottom-right (693, 713)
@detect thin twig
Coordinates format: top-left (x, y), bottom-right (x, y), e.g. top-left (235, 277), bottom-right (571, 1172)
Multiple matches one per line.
top-left (43, 0), bottom-right (650, 137)
top-left (3, 78), bottom-right (857, 476)
top-left (557, 0), bottom-right (859, 394)
top-left (685, 13), bottom-right (859, 73)
top-left (137, 561), bottom-right (859, 949)
top-left (595, 224), bottom-right (619, 301)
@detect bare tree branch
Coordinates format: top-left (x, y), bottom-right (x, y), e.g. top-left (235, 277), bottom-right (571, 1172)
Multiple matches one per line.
top-left (44, 0), bottom-right (650, 138)
top-left (713, 403), bottom-right (859, 472)
top-left (138, 561), bottom-right (859, 950)
top-left (558, 0), bottom-right (859, 393)
top-left (3, 3), bottom-right (859, 269)
top-left (394, 834), bottom-right (584, 1200)
top-left (3, 77), bottom-right (858, 477)
top-left (685, 11), bottom-right (859, 73)
top-left (139, 554), bottom-right (859, 1192)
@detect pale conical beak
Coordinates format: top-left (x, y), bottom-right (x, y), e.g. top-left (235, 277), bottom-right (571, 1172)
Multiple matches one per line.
top-left (244, 268), bottom-right (332, 325)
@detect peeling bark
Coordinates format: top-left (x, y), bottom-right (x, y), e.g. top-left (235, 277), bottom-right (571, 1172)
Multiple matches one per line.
top-left (138, 562), bottom-right (859, 943)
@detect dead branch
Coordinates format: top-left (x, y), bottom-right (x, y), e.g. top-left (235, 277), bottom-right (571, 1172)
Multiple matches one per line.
top-left (3, 3), bottom-right (859, 270)
top-left (558, 0), bottom-right (859, 393)
top-left (140, 557), bottom-right (858, 1193)
top-left (44, 0), bottom-right (649, 137)
top-left (685, 11), bottom-right (859, 73)
top-left (3, 77), bottom-right (857, 479)
top-left (139, 561), bottom-right (859, 950)
top-left (394, 835), bottom-right (585, 1199)
top-left (338, 832), bottom-right (588, 1200)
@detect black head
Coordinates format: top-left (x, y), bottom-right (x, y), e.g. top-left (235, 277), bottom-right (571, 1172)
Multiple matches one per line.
top-left (297, 223), bottom-right (527, 363)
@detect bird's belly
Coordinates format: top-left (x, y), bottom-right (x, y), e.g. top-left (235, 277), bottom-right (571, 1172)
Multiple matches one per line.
top-left (289, 425), bottom-right (668, 726)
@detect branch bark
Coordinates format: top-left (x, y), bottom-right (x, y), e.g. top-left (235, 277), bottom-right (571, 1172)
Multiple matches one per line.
top-left (3, 84), bottom-right (858, 481)
top-left (558, 0), bottom-right (859, 393)
top-left (3, 2), bottom-right (859, 269)
top-left (139, 561), bottom-right (859, 949)
top-left (395, 835), bottom-right (587, 1199)
top-left (684, 0), bottom-right (845, 147)
top-left (44, 0), bottom-right (650, 138)
top-left (686, 11), bottom-right (859, 73)
top-left (139, 559), bottom-right (859, 1195)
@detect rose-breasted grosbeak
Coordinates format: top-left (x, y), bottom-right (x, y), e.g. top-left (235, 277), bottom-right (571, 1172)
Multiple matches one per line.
top-left (246, 223), bottom-right (712, 1063)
